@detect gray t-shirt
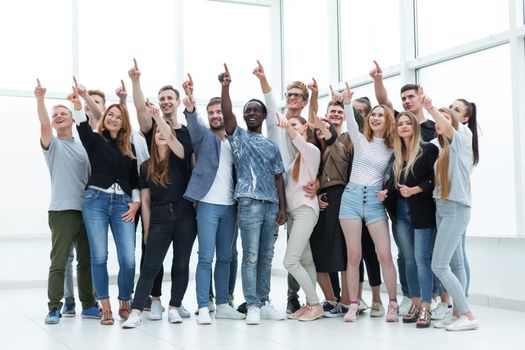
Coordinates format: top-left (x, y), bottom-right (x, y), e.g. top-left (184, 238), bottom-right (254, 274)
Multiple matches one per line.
top-left (434, 123), bottom-right (473, 206)
top-left (42, 136), bottom-right (90, 211)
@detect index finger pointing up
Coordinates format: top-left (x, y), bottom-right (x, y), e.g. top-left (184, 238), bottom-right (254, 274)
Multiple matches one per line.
top-left (187, 73), bottom-right (193, 83)
top-left (36, 78), bottom-right (41, 87)
top-left (121, 79), bottom-right (126, 90)
top-left (133, 58), bottom-right (138, 70)
top-left (224, 63), bottom-right (229, 74)
top-left (73, 76), bottom-right (78, 88)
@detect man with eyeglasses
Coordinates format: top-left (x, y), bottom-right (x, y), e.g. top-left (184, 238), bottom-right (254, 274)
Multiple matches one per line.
top-left (252, 61), bottom-right (317, 315)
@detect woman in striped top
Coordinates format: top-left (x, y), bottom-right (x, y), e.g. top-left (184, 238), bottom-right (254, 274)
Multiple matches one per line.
top-left (336, 83), bottom-right (399, 322)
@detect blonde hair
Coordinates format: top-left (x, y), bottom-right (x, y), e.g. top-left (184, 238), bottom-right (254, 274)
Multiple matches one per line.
top-left (97, 104), bottom-right (135, 159)
top-left (393, 111), bottom-right (422, 185)
top-left (286, 81), bottom-right (309, 100)
top-left (435, 107), bottom-right (460, 200)
top-left (363, 104), bottom-right (395, 148)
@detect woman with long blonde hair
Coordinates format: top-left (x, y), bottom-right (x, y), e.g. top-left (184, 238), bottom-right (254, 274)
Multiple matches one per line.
top-left (382, 111), bottom-right (438, 328)
top-left (421, 95), bottom-right (479, 331)
top-left (337, 83), bottom-right (399, 322)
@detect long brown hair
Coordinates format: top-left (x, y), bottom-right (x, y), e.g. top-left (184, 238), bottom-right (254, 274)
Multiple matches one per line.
top-left (146, 123), bottom-right (172, 187)
top-left (363, 104), bottom-right (395, 148)
top-left (97, 104), bottom-right (135, 159)
top-left (393, 111), bottom-right (422, 185)
top-left (291, 117), bottom-right (315, 182)
top-left (435, 107), bottom-right (460, 200)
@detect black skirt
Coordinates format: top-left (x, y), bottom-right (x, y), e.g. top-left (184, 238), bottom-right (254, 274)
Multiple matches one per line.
top-left (310, 185), bottom-right (347, 272)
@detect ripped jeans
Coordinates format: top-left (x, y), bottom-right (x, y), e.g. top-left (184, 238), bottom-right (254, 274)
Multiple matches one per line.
top-left (238, 198), bottom-right (279, 308)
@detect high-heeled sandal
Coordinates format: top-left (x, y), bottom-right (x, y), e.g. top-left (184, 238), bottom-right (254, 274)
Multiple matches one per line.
top-left (416, 307), bottom-right (431, 328)
top-left (100, 309), bottom-right (114, 325)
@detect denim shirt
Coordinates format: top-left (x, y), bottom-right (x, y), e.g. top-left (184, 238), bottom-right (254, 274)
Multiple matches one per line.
top-left (228, 126), bottom-right (284, 203)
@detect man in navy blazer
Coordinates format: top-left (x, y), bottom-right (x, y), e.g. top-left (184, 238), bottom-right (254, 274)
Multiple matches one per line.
top-left (181, 75), bottom-right (245, 325)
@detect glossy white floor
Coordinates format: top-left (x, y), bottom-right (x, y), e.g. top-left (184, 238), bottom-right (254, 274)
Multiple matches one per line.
top-left (2, 277), bottom-right (525, 350)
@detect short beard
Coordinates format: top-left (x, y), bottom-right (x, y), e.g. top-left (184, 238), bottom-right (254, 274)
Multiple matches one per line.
top-left (210, 123), bottom-right (224, 131)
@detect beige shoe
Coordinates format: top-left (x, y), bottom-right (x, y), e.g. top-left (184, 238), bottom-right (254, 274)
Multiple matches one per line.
top-left (386, 301), bottom-right (399, 322)
top-left (298, 304), bottom-right (324, 322)
top-left (287, 304), bottom-right (307, 319)
top-left (343, 303), bottom-right (359, 322)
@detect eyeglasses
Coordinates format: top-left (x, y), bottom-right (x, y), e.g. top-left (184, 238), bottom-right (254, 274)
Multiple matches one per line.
top-left (284, 92), bottom-right (305, 100)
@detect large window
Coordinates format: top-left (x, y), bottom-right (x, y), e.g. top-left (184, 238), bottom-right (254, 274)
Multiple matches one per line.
top-left (416, 0), bottom-right (509, 56)
top-left (0, 1), bottom-right (72, 91)
top-left (418, 45), bottom-right (515, 236)
top-left (340, 0), bottom-right (400, 79)
top-left (183, 0), bottom-right (271, 103)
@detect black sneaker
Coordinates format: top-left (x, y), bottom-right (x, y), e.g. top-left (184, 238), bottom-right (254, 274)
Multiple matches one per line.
top-left (237, 302), bottom-right (247, 314)
top-left (321, 300), bottom-right (337, 312)
top-left (286, 298), bottom-right (301, 314)
top-left (324, 303), bottom-right (349, 318)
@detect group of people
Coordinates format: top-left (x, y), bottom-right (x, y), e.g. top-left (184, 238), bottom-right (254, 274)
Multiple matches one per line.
top-left (39, 58), bottom-right (479, 332)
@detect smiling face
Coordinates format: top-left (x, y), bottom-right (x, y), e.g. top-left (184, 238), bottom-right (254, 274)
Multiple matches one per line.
top-left (326, 104), bottom-right (345, 127)
top-left (51, 106), bottom-right (74, 131)
top-left (285, 87), bottom-right (308, 111)
top-left (103, 106), bottom-right (124, 136)
top-left (368, 106), bottom-right (386, 133)
top-left (243, 101), bottom-right (266, 131)
top-left (158, 89), bottom-right (180, 116)
top-left (450, 100), bottom-right (469, 124)
top-left (397, 114), bottom-right (413, 139)
top-left (207, 103), bottom-right (224, 131)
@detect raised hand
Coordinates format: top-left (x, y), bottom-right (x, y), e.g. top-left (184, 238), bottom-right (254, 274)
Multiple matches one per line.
top-left (252, 60), bottom-right (266, 80)
top-left (66, 86), bottom-right (81, 105)
top-left (275, 112), bottom-right (287, 129)
top-left (218, 63), bottom-right (231, 86)
top-left (342, 82), bottom-right (354, 105)
top-left (147, 103), bottom-right (161, 120)
top-left (307, 77), bottom-right (318, 95)
top-left (420, 93), bottom-right (433, 111)
top-left (369, 60), bottom-right (383, 80)
top-left (34, 78), bottom-right (46, 99)
top-left (183, 94), bottom-right (196, 113)
top-left (116, 79), bottom-right (127, 100)
top-left (128, 58), bottom-right (141, 82)
top-left (329, 85), bottom-right (344, 103)
top-left (182, 73), bottom-right (194, 96)
top-left (73, 76), bottom-right (87, 98)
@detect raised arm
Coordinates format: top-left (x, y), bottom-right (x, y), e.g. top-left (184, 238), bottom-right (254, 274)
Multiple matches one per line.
top-left (276, 112), bottom-right (297, 140)
top-left (128, 58), bottom-right (151, 133)
top-left (219, 63), bottom-right (236, 135)
top-left (253, 60), bottom-right (279, 138)
top-left (370, 60), bottom-right (394, 111)
top-left (74, 76), bottom-right (102, 122)
top-left (307, 78), bottom-right (319, 123)
top-left (420, 93), bottom-right (454, 140)
top-left (116, 79), bottom-right (128, 106)
top-left (253, 60), bottom-right (271, 93)
top-left (35, 79), bottom-right (52, 149)
top-left (149, 104), bottom-right (185, 159)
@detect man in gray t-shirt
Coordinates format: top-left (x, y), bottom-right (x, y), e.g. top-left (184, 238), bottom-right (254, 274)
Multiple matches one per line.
top-left (36, 80), bottom-right (98, 324)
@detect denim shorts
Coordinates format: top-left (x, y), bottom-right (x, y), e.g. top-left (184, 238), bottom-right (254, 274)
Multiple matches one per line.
top-left (338, 182), bottom-right (387, 225)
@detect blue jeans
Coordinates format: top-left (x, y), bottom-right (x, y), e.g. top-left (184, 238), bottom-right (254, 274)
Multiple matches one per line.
top-left (395, 199), bottom-right (436, 303)
top-left (82, 188), bottom-right (136, 301)
top-left (462, 231), bottom-right (470, 295)
top-left (432, 200), bottom-right (470, 314)
top-left (195, 202), bottom-right (236, 308)
top-left (238, 198), bottom-right (279, 308)
top-left (229, 226), bottom-right (239, 296)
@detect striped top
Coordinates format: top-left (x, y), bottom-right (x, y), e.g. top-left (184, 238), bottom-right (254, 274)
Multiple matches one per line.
top-left (345, 105), bottom-right (393, 186)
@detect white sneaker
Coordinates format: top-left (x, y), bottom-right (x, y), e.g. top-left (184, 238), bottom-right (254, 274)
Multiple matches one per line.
top-left (148, 300), bottom-right (163, 320)
top-left (370, 302), bottom-right (385, 317)
top-left (122, 312), bottom-right (141, 329)
top-left (197, 308), bottom-right (212, 325)
top-left (168, 308), bottom-right (183, 324)
top-left (358, 299), bottom-right (369, 313)
top-left (431, 302), bottom-right (452, 320)
top-left (246, 306), bottom-right (260, 325)
top-left (398, 297), bottom-right (412, 316)
top-left (260, 301), bottom-right (286, 320)
top-left (433, 315), bottom-right (457, 328)
top-left (208, 297), bottom-right (216, 313)
top-left (445, 315), bottom-right (479, 331)
top-left (215, 303), bottom-right (246, 320)
top-left (177, 304), bottom-right (191, 318)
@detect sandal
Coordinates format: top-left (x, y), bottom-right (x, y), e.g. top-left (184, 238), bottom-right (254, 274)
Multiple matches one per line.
top-left (100, 309), bottom-right (114, 326)
top-left (402, 303), bottom-right (420, 323)
top-left (119, 301), bottom-right (131, 320)
top-left (416, 306), bottom-right (431, 328)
